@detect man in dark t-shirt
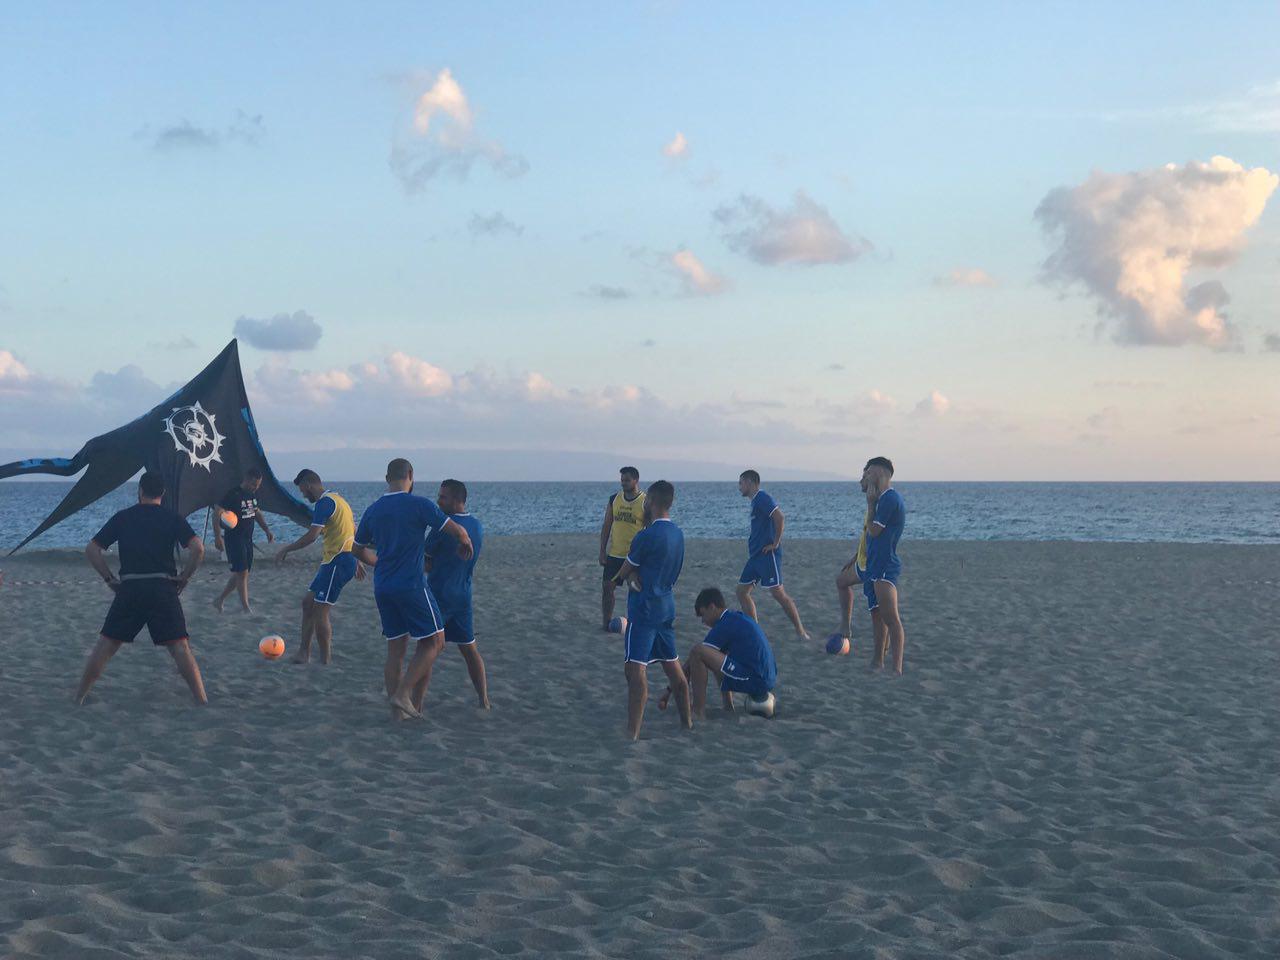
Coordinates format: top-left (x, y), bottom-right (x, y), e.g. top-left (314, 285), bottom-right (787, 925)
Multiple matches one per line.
top-left (212, 466), bottom-right (274, 613)
top-left (75, 471), bottom-right (208, 705)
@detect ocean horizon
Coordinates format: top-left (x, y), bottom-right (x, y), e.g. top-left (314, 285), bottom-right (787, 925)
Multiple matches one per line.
top-left (4, 480), bottom-right (1278, 552)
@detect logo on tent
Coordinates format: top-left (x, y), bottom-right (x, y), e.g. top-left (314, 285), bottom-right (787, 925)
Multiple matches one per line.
top-left (163, 401), bottom-right (225, 471)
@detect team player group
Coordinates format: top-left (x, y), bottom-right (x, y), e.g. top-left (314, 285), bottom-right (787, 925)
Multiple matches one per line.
top-left (73, 455), bottom-right (906, 737)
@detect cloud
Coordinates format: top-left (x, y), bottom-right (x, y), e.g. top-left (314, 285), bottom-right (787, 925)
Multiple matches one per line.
top-left (1264, 333), bottom-right (1280, 353)
top-left (867, 389), bottom-right (897, 412)
top-left (1035, 156), bottom-right (1278, 347)
top-left (912, 390), bottom-right (950, 418)
top-left (150, 336), bottom-right (198, 351)
top-left (713, 191), bottom-right (871, 266)
top-left (234, 310), bottom-right (323, 352)
top-left (88, 364), bottom-right (164, 405)
top-left (662, 131), bottom-right (689, 159)
top-left (146, 111), bottom-right (264, 152)
top-left (670, 249), bottom-right (727, 296)
top-left (642, 338), bottom-right (657, 348)
top-left (1102, 81), bottom-right (1280, 134)
top-left (585, 284), bottom-right (632, 301)
top-left (934, 267), bottom-right (997, 288)
top-left (468, 211), bottom-right (523, 239)
top-left (0, 349), bottom-right (33, 390)
top-left (1085, 407), bottom-right (1121, 431)
top-left (826, 363), bottom-right (845, 372)
top-left (390, 68), bottom-right (528, 193)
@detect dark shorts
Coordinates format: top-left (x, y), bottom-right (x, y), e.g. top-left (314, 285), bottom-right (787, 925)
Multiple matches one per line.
top-left (720, 656), bottom-right (771, 698)
top-left (739, 550), bottom-right (783, 588)
top-left (310, 553), bottom-right (358, 605)
top-left (225, 536), bottom-right (253, 573)
top-left (603, 555), bottom-right (626, 583)
top-left (443, 607), bottom-right (475, 645)
top-left (624, 619), bottom-right (678, 665)
top-left (864, 571), bottom-right (900, 612)
top-left (101, 579), bottom-right (189, 646)
top-left (375, 587), bottom-right (444, 641)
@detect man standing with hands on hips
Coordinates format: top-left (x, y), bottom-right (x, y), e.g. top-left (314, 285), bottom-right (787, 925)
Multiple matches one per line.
top-left (598, 466), bottom-right (645, 631)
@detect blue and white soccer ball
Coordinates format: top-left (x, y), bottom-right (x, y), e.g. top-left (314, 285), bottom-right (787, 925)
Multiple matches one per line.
top-left (608, 616), bottom-right (628, 634)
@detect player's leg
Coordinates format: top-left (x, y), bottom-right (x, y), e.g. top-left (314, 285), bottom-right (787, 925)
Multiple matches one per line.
top-left (384, 635), bottom-right (408, 698)
top-left (75, 636), bottom-right (123, 704)
top-left (235, 570), bottom-right (251, 612)
top-left (214, 572), bottom-right (238, 612)
top-left (165, 638), bottom-right (209, 704)
top-left (659, 658), bottom-right (692, 729)
top-left (312, 603), bottom-right (334, 664)
top-left (769, 584), bottom-right (809, 640)
top-left (625, 661), bottom-right (648, 741)
top-left (457, 642), bottom-right (489, 708)
top-left (835, 563), bottom-right (861, 642)
top-left (869, 609), bottom-right (888, 668)
top-left (294, 593), bottom-right (317, 663)
top-left (736, 582), bottom-right (758, 621)
top-left (874, 580), bottom-right (905, 674)
top-left (401, 633), bottom-right (445, 715)
top-left (602, 580), bottom-right (616, 630)
top-left (687, 642), bottom-right (726, 719)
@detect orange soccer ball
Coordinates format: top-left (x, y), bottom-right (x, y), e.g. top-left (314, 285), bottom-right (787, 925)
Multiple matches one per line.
top-left (221, 510), bottom-right (239, 529)
top-left (259, 635), bottom-right (286, 659)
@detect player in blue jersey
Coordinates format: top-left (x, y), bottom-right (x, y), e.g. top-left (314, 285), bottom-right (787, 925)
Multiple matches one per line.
top-left (735, 470), bottom-right (809, 641)
top-left (660, 586), bottom-right (778, 719)
top-left (424, 479), bottom-right (489, 709)
top-left (352, 458), bottom-right (474, 720)
top-left (608, 480), bottom-right (692, 740)
top-left (862, 456), bottom-right (907, 673)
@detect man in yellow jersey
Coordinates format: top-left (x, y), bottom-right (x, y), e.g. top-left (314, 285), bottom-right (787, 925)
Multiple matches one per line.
top-left (599, 466), bottom-right (646, 631)
top-left (834, 459), bottom-right (884, 657)
top-left (276, 469), bottom-right (362, 664)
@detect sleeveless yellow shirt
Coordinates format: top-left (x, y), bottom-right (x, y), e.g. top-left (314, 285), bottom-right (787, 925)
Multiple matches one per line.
top-left (607, 491), bottom-right (646, 558)
top-left (856, 505), bottom-right (873, 569)
top-left (315, 492), bottom-right (355, 563)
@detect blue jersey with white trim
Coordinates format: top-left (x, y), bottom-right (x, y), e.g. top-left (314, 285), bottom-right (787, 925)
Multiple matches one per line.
top-left (625, 518), bottom-right (684, 625)
top-left (865, 488), bottom-right (905, 579)
top-left (426, 513), bottom-right (482, 612)
top-left (748, 490), bottom-right (779, 556)
top-left (704, 610), bottom-right (777, 688)
top-left (354, 492), bottom-right (451, 595)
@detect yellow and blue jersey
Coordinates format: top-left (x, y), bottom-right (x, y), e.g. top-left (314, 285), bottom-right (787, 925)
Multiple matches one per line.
top-left (311, 492), bottom-right (355, 563)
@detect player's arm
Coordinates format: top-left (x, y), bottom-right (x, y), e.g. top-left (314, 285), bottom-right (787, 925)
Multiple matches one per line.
top-left (255, 510), bottom-right (274, 542)
top-left (84, 539), bottom-right (119, 591)
top-left (762, 508), bottom-right (784, 553)
top-left (175, 535), bottom-right (205, 593)
top-left (865, 489), bottom-right (893, 539)
top-left (278, 526), bottom-right (320, 560)
top-left (599, 497), bottom-right (614, 564)
top-left (441, 517), bottom-right (474, 560)
top-left (212, 504), bottom-right (226, 552)
top-left (610, 558), bottom-right (637, 587)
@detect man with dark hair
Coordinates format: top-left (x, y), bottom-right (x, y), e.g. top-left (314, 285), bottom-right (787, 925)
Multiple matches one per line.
top-left (353, 458), bottom-right (474, 720)
top-left (863, 458), bottom-right (907, 673)
top-left (736, 470), bottom-right (809, 641)
top-left (276, 469), bottom-right (361, 664)
top-left (598, 466), bottom-right (645, 630)
top-left (75, 471), bottom-right (208, 705)
top-left (666, 587), bottom-right (777, 719)
top-left (213, 466), bottom-right (274, 613)
top-left (833, 457), bottom-right (895, 652)
top-left (424, 479), bottom-right (489, 708)
top-left (608, 480), bottom-right (691, 739)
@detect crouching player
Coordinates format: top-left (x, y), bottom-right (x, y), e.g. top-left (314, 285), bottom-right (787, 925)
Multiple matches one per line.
top-left (674, 587), bottom-right (778, 719)
top-left (424, 479), bottom-right (489, 709)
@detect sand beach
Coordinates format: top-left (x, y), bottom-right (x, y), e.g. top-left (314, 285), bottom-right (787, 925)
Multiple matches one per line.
top-left (0, 535), bottom-right (1276, 958)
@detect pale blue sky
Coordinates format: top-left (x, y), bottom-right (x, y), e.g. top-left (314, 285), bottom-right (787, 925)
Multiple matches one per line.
top-left (2, 2), bottom-right (1278, 478)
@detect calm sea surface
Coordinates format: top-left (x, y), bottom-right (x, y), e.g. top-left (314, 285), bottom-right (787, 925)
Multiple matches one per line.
top-left (2, 481), bottom-right (1278, 552)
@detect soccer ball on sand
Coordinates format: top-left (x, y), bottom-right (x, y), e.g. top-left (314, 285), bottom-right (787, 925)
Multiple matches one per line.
top-left (743, 692), bottom-right (776, 718)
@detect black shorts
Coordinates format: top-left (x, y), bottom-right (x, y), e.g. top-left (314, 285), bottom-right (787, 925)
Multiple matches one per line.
top-left (603, 556), bottom-right (626, 582)
top-left (101, 579), bottom-right (189, 646)
top-left (225, 536), bottom-right (253, 573)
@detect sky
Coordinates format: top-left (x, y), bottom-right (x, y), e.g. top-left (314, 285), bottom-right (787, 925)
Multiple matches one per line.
top-left (1, 1), bottom-right (1278, 480)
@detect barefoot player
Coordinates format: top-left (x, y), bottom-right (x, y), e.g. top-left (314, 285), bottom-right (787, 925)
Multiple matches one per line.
top-left (608, 480), bottom-right (691, 740)
top-left (76, 471), bottom-right (208, 705)
top-left (424, 479), bottom-right (489, 709)
top-left (735, 470), bottom-right (809, 640)
top-left (863, 457), bottom-right (907, 673)
top-left (599, 466), bottom-right (645, 630)
top-left (276, 469), bottom-right (361, 664)
top-left (833, 459), bottom-right (879, 651)
top-left (352, 458), bottom-right (473, 720)
top-left (213, 467), bottom-right (274, 613)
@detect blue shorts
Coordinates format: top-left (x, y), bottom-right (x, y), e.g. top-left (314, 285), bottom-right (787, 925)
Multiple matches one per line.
top-left (624, 619), bottom-right (678, 665)
top-left (863, 571), bottom-right (900, 612)
top-left (225, 537), bottom-right (253, 573)
top-left (375, 587), bottom-right (444, 641)
top-left (720, 656), bottom-right (771, 698)
top-left (310, 553), bottom-right (358, 605)
top-left (739, 550), bottom-right (783, 588)
top-left (442, 605), bottom-right (475, 645)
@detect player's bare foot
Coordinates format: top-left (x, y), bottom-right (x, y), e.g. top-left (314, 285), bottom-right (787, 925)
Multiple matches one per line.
top-left (657, 690), bottom-right (671, 711)
top-left (292, 653), bottom-right (310, 664)
top-left (795, 632), bottom-right (811, 642)
top-left (213, 596), bottom-right (224, 613)
top-left (389, 695), bottom-right (422, 720)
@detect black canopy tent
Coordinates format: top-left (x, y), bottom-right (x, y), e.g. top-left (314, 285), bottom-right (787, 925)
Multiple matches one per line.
top-left (0, 339), bottom-right (311, 553)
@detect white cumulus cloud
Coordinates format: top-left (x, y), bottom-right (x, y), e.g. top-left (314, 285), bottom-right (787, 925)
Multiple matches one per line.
top-left (670, 249), bottom-right (727, 296)
top-left (714, 191), bottom-right (871, 266)
top-left (912, 390), bottom-right (950, 418)
top-left (934, 267), bottom-right (997, 288)
top-left (0, 349), bottom-right (32, 388)
top-left (662, 131), bottom-right (689, 159)
top-left (1035, 156), bottom-right (1278, 347)
top-left (234, 310), bottom-right (323, 351)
